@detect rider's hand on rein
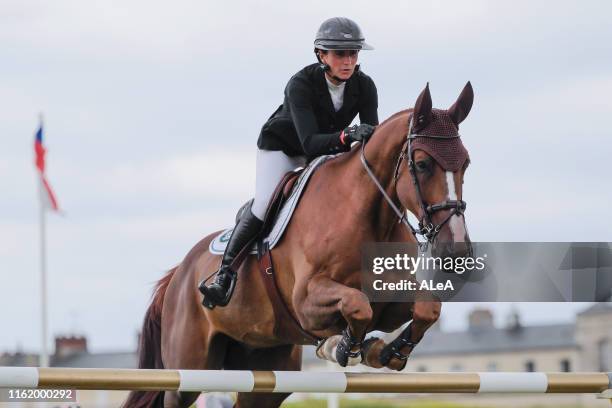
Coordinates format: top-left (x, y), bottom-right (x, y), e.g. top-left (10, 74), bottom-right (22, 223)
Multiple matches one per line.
top-left (341, 124), bottom-right (376, 145)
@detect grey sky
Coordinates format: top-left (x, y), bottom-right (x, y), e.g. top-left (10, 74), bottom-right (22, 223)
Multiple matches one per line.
top-left (1, 0), bottom-right (611, 353)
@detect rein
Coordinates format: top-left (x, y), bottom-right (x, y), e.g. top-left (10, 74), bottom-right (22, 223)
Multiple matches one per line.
top-left (360, 117), bottom-right (467, 249)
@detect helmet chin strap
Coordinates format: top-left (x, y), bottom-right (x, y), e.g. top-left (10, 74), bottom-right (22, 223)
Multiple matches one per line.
top-left (322, 64), bottom-right (360, 83)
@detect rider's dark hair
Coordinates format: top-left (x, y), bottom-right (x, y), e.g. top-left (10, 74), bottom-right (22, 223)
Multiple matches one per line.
top-left (314, 48), bottom-right (328, 63)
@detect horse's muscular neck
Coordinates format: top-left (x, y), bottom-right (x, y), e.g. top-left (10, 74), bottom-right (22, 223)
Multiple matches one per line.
top-left (349, 111), bottom-right (411, 241)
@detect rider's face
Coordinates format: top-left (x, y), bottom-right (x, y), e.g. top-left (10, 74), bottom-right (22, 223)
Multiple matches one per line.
top-left (320, 50), bottom-right (359, 83)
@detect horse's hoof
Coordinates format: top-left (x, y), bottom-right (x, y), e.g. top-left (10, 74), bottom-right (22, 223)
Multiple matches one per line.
top-left (315, 336), bottom-right (337, 360)
top-left (360, 337), bottom-right (385, 369)
top-left (379, 339), bottom-right (410, 371)
top-left (383, 352), bottom-right (408, 371)
top-left (388, 358), bottom-right (408, 371)
top-left (315, 334), bottom-right (362, 367)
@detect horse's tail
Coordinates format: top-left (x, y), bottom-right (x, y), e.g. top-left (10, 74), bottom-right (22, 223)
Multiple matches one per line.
top-left (121, 267), bottom-right (177, 408)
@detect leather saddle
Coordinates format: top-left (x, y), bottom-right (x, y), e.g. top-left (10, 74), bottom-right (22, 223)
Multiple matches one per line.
top-left (230, 168), bottom-right (321, 345)
top-left (234, 170), bottom-right (302, 228)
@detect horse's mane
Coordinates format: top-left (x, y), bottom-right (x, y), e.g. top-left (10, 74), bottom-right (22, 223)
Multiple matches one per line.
top-left (362, 108), bottom-right (412, 149)
top-left (378, 108), bottom-right (412, 128)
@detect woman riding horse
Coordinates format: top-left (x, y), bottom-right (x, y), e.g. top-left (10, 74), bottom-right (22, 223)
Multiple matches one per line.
top-left (123, 75), bottom-right (474, 408)
top-left (199, 17), bottom-right (380, 309)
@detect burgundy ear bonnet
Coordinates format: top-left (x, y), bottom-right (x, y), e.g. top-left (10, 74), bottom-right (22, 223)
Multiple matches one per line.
top-left (409, 82), bottom-right (473, 172)
top-left (410, 109), bottom-right (470, 172)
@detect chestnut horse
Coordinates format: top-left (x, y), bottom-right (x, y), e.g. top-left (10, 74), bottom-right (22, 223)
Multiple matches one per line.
top-left (123, 82), bottom-right (474, 408)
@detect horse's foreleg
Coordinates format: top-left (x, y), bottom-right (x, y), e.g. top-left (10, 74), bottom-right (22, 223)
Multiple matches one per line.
top-left (363, 299), bottom-right (441, 371)
top-left (298, 275), bottom-right (373, 367)
top-left (410, 299), bottom-right (442, 342)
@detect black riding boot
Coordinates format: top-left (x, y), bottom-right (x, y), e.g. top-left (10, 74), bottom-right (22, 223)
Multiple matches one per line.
top-left (199, 209), bottom-right (263, 309)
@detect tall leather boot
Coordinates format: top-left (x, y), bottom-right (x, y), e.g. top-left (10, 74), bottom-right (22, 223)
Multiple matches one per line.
top-left (199, 209), bottom-right (263, 309)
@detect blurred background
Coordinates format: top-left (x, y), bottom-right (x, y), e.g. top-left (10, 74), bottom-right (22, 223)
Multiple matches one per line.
top-left (1, 0), bottom-right (611, 406)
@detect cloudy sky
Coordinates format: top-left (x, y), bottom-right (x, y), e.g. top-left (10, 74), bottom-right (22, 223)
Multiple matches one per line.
top-left (1, 0), bottom-right (610, 353)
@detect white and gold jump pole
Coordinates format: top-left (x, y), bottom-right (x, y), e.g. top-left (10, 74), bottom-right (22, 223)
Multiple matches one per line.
top-left (0, 368), bottom-right (611, 398)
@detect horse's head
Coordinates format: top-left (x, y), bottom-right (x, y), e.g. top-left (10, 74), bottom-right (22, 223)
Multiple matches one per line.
top-left (396, 82), bottom-right (474, 260)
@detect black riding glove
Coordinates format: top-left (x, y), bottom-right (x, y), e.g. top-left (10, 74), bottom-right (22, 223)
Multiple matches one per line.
top-left (341, 124), bottom-right (376, 146)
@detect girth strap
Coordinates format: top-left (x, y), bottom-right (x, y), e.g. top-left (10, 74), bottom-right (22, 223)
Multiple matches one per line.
top-left (257, 243), bottom-right (321, 345)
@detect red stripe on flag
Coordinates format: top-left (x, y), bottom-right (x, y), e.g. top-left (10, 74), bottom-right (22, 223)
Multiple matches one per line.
top-left (34, 123), bottom-right (60, 212)
top-left (41, 175), bottom-right (59, 211)
top-left (35, 141), bottom-right (46, 173)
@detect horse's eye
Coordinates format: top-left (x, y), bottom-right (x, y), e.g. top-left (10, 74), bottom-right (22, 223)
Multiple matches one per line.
top-left (415, 161), bottom-right (428, 172)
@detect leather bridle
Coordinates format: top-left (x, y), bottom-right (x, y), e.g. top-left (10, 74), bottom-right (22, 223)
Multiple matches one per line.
top-left (360, 116), bottom-right (467, 249)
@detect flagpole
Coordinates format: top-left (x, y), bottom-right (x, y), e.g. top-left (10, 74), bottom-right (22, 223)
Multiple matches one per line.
top-left (38, 114), bottom-right (49, 368)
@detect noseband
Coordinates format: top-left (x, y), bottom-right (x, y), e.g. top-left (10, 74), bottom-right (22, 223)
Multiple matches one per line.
top-left (360, 117), bottom-right (467, 247)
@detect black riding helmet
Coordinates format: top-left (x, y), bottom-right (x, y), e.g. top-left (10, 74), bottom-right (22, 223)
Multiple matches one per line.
top-left (314, 17), bottom-right (373, 82)
top-left (314, 17), bottom-right (374, 52)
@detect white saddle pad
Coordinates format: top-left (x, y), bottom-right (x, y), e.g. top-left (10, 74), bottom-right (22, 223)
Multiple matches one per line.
top-left (209, 155), bottom-right (334, 255)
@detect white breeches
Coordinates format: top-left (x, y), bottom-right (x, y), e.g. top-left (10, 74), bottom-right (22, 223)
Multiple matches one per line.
top-left (251, 149), bottom-right (307, 220)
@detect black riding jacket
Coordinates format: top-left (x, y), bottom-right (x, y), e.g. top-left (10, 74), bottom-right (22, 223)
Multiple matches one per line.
top-left (257, 63), bottom-right (379, 158)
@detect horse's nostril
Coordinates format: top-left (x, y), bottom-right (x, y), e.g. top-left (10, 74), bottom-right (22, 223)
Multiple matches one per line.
top-left (433, 240), bottom-right (472, 260)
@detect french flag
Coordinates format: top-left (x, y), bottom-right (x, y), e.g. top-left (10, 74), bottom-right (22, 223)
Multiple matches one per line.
top-left (34, 122), bottom-right (60, 211)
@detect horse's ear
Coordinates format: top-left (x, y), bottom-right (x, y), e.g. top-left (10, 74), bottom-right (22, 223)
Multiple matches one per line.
top-left (448, 81), bottom-right (474, 127)
top-left (412, 83), bottom-right (433, 132)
